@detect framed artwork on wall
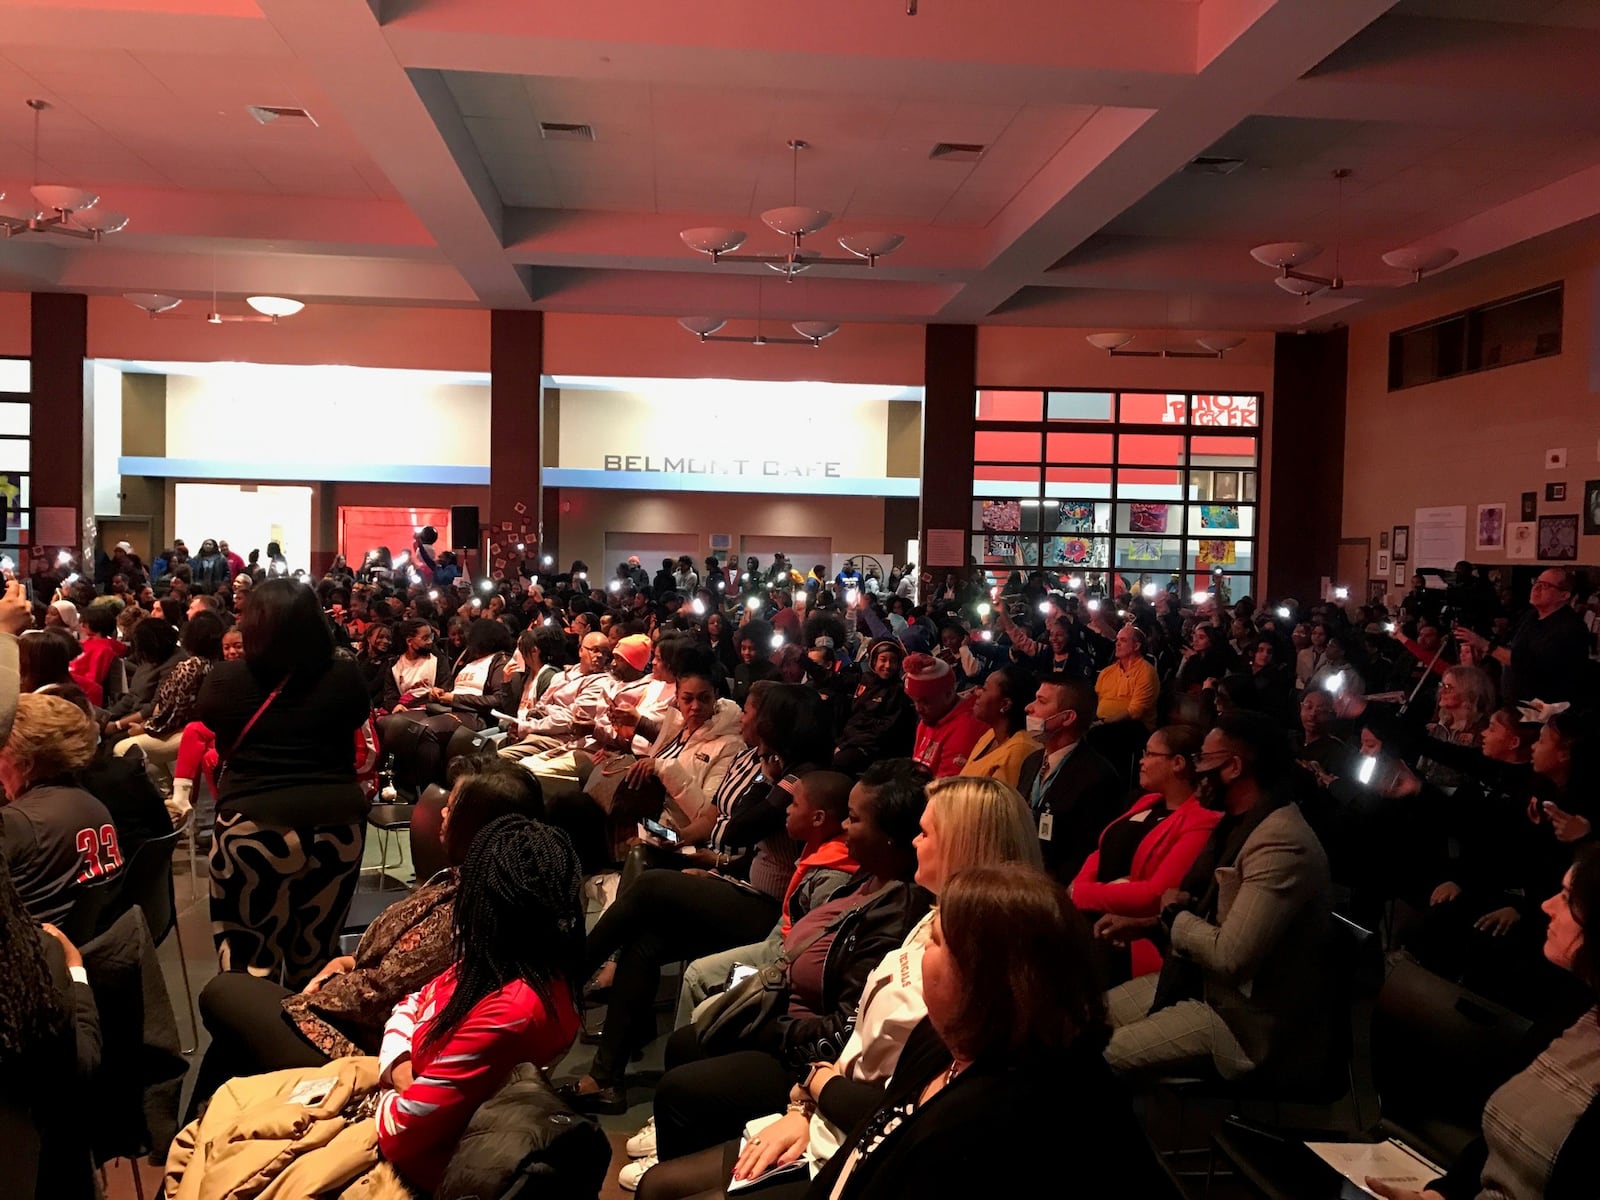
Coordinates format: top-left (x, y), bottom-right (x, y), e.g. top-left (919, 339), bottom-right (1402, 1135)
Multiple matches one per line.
top-left (1522, 491), bottom-right (1538, 521)
top-left (1393, 561), bottom-right (1408, 587)
top-left (1538, 514), bottom-right (1579, 561)
top-left (1213, 471), bottom-right (1240, 501)
top-left (1392, 525), bottom-right (1409, 562)
top-left (1379, 531), bottom-right (1389, 550)
top-left (1546, 482), bottom-right (1567, 503)
top-left (1377, 552), bottom-right (1390, 573)
top-left (1475, 504), bottom-right (1506, 551)
top-left (1585, 480), bottom-right (1600, 536)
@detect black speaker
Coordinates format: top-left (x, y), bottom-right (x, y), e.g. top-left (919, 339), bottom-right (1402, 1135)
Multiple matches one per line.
top-left (450, 505), bottom-right (480, 549)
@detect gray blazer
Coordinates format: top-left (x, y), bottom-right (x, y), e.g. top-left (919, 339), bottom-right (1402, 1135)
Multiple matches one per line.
top-left (1167, 802), bottom-right (1332, 1082)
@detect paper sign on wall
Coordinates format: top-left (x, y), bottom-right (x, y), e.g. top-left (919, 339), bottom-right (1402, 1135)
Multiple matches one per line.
top-left (1412, 506), bottom-right (1467, 569)
top-left (925, 528), bottom-right (965, 567)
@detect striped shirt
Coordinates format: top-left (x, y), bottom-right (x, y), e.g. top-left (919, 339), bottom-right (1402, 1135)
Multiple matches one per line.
top-left (709, 745), bottom-right (764, 853)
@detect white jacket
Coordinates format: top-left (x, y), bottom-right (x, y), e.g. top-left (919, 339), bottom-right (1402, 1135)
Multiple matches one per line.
top-left (653, 698), bottom-right (744, 826)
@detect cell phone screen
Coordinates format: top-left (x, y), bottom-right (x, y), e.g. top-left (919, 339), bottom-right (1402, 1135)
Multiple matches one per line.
top-left (1358, 756), bottom-right (1377, 785)
top-left (642, 818), bottom-right (680, 844)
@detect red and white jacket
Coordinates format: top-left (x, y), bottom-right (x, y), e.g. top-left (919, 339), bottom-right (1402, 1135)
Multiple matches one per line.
top-left (376, 965), bottom-right (579, 1190)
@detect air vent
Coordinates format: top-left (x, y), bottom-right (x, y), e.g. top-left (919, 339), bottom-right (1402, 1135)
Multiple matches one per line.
top-left (539, 122), bottom-right (595, 142)
top-left (929, 141), bottom-right (985, 162)
top-left (246, 105), bottom-right (318, 126)
top-left (1185, 155), bottom-right (1245, 176)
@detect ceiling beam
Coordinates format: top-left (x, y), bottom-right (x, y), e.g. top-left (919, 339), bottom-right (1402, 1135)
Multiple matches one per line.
top-left (933, 0), bottom-right (1400, 322)
top-left (254, 0), bottom-right (534, 307)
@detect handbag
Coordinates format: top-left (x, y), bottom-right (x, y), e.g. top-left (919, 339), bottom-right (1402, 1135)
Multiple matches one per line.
top-left (691, 921), bottom-right (832, 1057)
top-left (213, 674), bottom-right (290, 786)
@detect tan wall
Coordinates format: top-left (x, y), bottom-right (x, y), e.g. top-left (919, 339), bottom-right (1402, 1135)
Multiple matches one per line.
top-left (1343, 241), bottom-right (1593, 574)
top-left (557, 489), bottom-right (887, 576)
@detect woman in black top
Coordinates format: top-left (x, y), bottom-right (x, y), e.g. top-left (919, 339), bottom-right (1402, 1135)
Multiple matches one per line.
top-left (196, 579), bottom-right (370, 987)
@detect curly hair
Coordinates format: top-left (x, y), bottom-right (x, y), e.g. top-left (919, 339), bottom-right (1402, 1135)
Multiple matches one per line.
top-left (2, 693), bottom-right (97, 786)
top-left (422, 815), bottom-right (584, 1050)
top-left (0, 858), bottom-right (67, 1068)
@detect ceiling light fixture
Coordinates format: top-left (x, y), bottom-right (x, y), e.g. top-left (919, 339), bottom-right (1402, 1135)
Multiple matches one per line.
top-left (1086, 333), bottom-right (1245, 359)
top-left (678, 316), bottom-right (838, 347)
top-left (122, 293), bottom-right (306, 324)
top-left (0, 100), bottom-right (128, 242)
top-left (1249, 170), bottom-right (1455, 296)
top-left (679, 139), bottom-right (905, 280)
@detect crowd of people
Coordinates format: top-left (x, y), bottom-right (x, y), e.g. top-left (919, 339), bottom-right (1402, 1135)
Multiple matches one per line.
top-left (3, 531), bottom-right (1599, 1200)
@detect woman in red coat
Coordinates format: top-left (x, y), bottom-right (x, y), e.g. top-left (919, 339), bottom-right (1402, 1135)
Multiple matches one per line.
top-left (1070, 724), bottom-right (1221, 982)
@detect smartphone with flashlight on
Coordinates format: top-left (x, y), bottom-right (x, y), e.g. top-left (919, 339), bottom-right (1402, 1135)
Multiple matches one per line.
top-left (640, 818), bottom-right (681, 845)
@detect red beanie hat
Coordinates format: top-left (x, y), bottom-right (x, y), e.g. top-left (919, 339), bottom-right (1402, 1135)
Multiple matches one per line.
top-left (901, 652), bottom-right (953, 700)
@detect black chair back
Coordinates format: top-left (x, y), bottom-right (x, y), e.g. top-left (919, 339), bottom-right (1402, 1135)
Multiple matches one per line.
top-left (410, 784), bottom-right (449, 881)
top-left (1372, 951), bottom-right (1540, 1164)
top-left (108, 826), bottom-right (184, 946)
top-left (59, 871), bottom-right (124, 944)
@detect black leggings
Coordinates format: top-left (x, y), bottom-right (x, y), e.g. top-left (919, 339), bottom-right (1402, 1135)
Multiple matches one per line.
top-left (584, 871), bottom-right (778, 1084)
top-left (635, 1140), bottom-right (810, 1200)
top-left (187, 972), bottom-right (329, 1123)
top-left (377, 711), bottom-right (480, 796)
top-left (654, 1025), bottom-right (795, 1160)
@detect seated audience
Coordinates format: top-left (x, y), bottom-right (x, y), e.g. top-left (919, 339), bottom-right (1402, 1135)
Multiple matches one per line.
top-left (100, 616), bottom-right (184, 731)
top-left (1097, 625), bottom-right (1159, 729)
top-left (19, 627), bottom-right (92, 716)
top-left (1016, 674), bottom-right (1123, 882)
top-left (186, 762), bottom-right (547, 1117)
top-left (496, 630), bottom-right (613, 760)
top-left (111, 609), bottom-right (225, 779)
top-left (68, 602), bottom-right (125, 708)
top-left (1368, 848), bottom-right (1600, 1200)
top-left (958, 664), bottom-right (1039, 788)
top-left (0, 856), bottom-right (101, 1200)
top-left (659, 867), bottom-right (1169, 1200)
top-left (624, 774), bottom-right (1041, 1192)
top-left (1073, 724), bottom-right (1221, 984)
top-left (0, 693), bottom-right (124, 923)
top-left (902, 653), bottom-right (986, 777)
top-left (1104, 712), bottom-right (1332, 1084)
top-left (832, 639), bottom-right (916, 774)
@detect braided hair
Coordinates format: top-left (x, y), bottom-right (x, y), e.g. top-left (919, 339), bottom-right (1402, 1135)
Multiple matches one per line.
top-left (421, 814), bottom-right (585, 1050)
top-left (0, 857), bottom-right (67, 1067)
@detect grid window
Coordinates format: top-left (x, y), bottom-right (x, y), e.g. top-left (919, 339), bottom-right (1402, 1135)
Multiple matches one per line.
top-left (970, 387), bottom-right (1261, 599)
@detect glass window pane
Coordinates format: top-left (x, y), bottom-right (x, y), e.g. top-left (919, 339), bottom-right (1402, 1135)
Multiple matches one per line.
top-left (1047, 391), bottom-right (1112, 422)
top-left (1189, 538), bottom-right (1253, 577)
top-left (973, 465), bottom-right (1040, 497)
top-left (0, 406), bottom-right (27, 436)
top-left (1186, 504), bottom-right (1254, 537)
top-left (973, 534), bottom-right (1038, 567)
top-left (1116, 502), bottom-right (1182, 536)
top-left (1046, 432), bottom-right (1113, 463)
top-left (1044, 535), bottom-right (1109, 569)
top-left (1043, 499), bottom-right (1110, 534)
top-left (975, 390), bottom-right (1043, 421)
top-left (1045, 467), bottom-right (1112, 499)
top-left (1190, 435), bottom-right (1258, 468)
top-left (0, 441), bottom-right (31, 472)
top-left (1118, 433), bottom-right (1185, 466)
top-left (1188, 469), bottom-right (1251, 502)
top-left (1114, 538), bottom-right (1182, 571)
top-left (1190, 394), bottom-right (1260, 428)
top-left (974, 430), bottom-right (1041, 462)
top-left (973, 499), bottom-right (1040, 532)
top-left (1188, 572), bottom-right (1252, 604)
top-left (1119, 392), bottom-right (1186, 424)
top-left (0, 359), bottom-right (29, 393)
top-left (1116, 468), bottom-right (1185, 500)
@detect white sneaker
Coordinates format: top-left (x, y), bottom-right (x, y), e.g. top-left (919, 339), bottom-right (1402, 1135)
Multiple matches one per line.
top-left (618, 1155), bottom-right (657, 1192)
top-left (625, 1117), bottom-right (657, 1159)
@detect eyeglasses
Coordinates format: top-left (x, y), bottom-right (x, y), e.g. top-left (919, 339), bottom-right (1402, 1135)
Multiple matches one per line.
top-left (1141, 749), bottom-right (1181, 759)
top-left (1532, 579), bottom-right (1568, 592)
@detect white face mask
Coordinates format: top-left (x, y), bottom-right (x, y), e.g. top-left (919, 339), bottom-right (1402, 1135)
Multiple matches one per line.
top-left (1026, 711), bottom-right (1063, 737)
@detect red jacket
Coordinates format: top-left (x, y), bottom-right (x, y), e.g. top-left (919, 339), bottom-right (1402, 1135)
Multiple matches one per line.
top-left (912, 692), bottom-right (987, 778)
top-left (376, 966), bottom-right (579, 1191)
top-left (70, 634), bottom-right (127, 707)
top-left (1070, 794), bottom-right (1221, 978)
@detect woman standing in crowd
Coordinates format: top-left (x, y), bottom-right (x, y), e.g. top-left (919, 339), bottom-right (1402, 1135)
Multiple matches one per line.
top-left (197, 578), bottom-right (370, 986)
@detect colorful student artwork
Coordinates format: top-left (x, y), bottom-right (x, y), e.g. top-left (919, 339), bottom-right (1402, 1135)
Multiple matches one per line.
top-left (1125, 539), bottom-right (1165, 562)
top-left (0, 474), bottom-right (20, 532)
top-left (1199, 504), bottom-right (1240, 531)
top-left (1055, 500), bottom-right (1096, 533)
top-left (1196, 539), bottom-right (1237, 567)
top-left (1047, 536), bottom-right (1106, 567)
top-left (980, 500), bottom-right (1022, 532)
top-left (984, 534), bottom-right (1018, 560)
top-left (1128, 503), bottom-right (1168, 534)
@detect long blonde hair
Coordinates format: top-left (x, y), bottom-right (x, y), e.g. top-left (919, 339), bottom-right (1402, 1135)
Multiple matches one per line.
top-left (922, 775), bottom-right (1043, 887)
